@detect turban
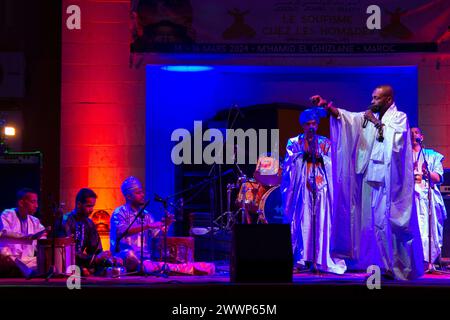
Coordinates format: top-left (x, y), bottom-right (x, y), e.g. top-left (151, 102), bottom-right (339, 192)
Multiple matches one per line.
top-left (121, 176), bottom-right (143, 196)
top-left (299, 107), bottom-right (328, 125)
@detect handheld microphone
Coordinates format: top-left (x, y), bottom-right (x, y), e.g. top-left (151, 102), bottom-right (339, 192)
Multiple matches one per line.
top-left (362, 118), bottom-right (369, 128)
top-left (362, 104), bottom-right (378, 128)
top-left (415, 137), bottom-right (422, 144)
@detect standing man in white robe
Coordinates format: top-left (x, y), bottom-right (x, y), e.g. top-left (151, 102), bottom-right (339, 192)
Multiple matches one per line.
top-left (0, 188), bottom-right (46, 276)
top-left (311, 85), bottom-right (424, 280)
top-left (282, 108), bottom-right (346, 274)
top-left (411, 127), bottom-right (447, 266)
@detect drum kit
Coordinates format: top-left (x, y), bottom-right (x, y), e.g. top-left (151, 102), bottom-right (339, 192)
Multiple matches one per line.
top-left (214, 155), bottom-right (284, 231)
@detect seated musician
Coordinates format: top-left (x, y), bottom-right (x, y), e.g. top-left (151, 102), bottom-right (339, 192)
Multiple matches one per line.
top-left (0, 188), bottom-right (46, 277)
top-left (110, 176), bottom-right (173, 272)
top-left (60, 188), bottom-right (119, 276)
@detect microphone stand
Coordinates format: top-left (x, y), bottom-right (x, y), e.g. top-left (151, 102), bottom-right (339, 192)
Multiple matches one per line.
top-left (214, 146), bottom-right (247, 230)
top-left (297, 132), bottom-right (320, 275)
top-left (114, 199), bottom-right (150, 276)
top-left (215, 104), bottom-right (243, 231)
top-left (151, 194), bottom-right (174, 277)
top-left (310, 133), bottom-right (319, 274)
top-left (45, 199), bottom-right (66, 280)
top-left (45, 202), bottom-right (57, 280)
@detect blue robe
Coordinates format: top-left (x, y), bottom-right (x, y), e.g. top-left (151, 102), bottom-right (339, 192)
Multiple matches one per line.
top-left (282, 134), bottom-right (346, 274)
top-left (413, 148), bottom-right (447, 263)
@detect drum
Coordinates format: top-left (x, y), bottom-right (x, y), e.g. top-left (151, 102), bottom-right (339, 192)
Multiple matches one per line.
top-left (37, 237), bottom-right (75, 275)
top-left (258, 185), bottom-right (285, 224)
top-left (236, 179), bottom-right (267, 213)
top-left (254, 155), bottom-right (282, 187)
top-left (153, 237), bottom-right (194, 264)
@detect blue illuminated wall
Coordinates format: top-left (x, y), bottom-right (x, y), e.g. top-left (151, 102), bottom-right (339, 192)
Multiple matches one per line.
top-left (146, 65), bottom-right (417, 215)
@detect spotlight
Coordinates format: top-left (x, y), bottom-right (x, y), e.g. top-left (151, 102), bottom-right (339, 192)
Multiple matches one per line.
top-left (4, 126), bottom-right (15, 136)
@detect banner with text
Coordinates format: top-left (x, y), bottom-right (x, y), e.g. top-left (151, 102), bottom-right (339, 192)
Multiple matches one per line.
top-left (130, 0), bottom-right (450, 54)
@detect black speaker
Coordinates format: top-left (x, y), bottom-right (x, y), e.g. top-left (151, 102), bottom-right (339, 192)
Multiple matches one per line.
top-left (231, 224), bottom-right (293, 283)
top-left (0, 152), bottom-right (41, 212)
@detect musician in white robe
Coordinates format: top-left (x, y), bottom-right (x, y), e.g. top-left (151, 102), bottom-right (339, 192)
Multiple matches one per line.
top-left (282, 108), bottom-right (346, 274)
top-left (311, 85), bottom-right (424, 280)
top-left (411, 127), bottom-right (447, 265)
top-left (0, 188), bottom-right (46, 276)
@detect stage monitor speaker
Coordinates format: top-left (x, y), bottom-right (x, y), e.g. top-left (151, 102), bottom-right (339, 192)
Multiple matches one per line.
top-left (0, 152), bottom-right (41, 212)
top-left (231, 224), bottom-right (293, 283)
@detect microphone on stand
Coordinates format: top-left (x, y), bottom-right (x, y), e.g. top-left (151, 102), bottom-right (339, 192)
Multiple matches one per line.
top-left (308, 127), bottom-right (317, 157)
top-left (232, 144), bottom-right (245, 178)
top-left (307, 127), bottom-right (315, 140)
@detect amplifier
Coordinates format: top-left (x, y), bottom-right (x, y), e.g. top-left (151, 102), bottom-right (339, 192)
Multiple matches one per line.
top-left (441, 168), bottom-right (450, 195)
top-left (0, 152), bottom-right (41, 164)
top-left (442, 196), bottom-right (450, 258)
top-left (0, 152), bottom-right (42, 212)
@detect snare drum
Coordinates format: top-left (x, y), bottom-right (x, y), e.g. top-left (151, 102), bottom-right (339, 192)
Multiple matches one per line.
top-left (37, 237), bottom-right (75, 275)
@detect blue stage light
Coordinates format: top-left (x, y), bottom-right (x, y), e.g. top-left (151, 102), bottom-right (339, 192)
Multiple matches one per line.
top-left (160, 65), bottom-right (213, 72)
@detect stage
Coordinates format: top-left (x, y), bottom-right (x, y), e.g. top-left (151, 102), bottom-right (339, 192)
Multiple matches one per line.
top-left (2, 267), bottom-right (450, 303)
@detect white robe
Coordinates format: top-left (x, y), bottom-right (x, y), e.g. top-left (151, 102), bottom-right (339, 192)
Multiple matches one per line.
top-left (413, 148), bottom-right (447, 263)
top-left (0, 209), bottom-right (45, 269)
top-left (282, 134), bottom-right (346, 274)
top-left (330, 104), bottom-right (424, 280)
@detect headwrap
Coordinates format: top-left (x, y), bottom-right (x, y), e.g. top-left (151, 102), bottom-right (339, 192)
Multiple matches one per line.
top-left (299, 107), bottom-right (328, 125)
top-left (121, 176), bottom-right (143, 196)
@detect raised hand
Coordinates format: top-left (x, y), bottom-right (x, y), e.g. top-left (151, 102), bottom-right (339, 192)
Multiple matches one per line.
top-left (310, 95), bottom-right (327, 107)
top-left (310, 95), bottom-right (339, 118)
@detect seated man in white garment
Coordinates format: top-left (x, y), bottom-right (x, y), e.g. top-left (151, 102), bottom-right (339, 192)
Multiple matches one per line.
top-left (0, 188), bottom-right (47, 277)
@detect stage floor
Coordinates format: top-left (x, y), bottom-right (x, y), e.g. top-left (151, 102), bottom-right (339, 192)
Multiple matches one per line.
top-left (2, 270), bottom-right (450, 287)
top-left (2, 268), bottom-right (450, 303)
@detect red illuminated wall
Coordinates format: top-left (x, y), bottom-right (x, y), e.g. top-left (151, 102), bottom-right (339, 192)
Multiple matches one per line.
top-left (61, 0), bottom-right (146, 239)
